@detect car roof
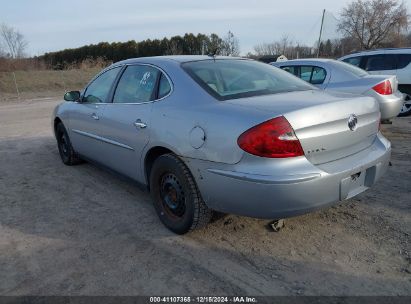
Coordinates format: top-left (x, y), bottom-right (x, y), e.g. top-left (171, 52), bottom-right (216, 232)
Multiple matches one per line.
top-left (339, 48), bottom-right (411, 59)
top-left (116, 55), bottom-right (248, 65)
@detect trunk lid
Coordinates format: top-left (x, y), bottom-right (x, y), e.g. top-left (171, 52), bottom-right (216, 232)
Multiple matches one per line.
top-left (226, 90), bottom-right (380, 165)
top-left (326, 74), bottom-right (399, 95)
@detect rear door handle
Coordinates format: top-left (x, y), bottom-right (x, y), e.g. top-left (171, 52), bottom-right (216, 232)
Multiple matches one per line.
top-left (134, 119), bottom-right (147, 129)
top-left (91, 113), bottom-right (99, 120)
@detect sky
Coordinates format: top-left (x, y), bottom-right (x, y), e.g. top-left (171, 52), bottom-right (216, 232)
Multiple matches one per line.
top-left (1, 0), bottom-right (409, 56)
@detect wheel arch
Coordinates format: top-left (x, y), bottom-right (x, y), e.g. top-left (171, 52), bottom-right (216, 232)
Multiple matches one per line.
top-left (144, 146), bottom-right (176, 190)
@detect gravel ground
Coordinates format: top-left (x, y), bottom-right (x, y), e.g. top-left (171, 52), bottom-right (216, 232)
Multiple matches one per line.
top-left (0, 99), bottom-right (410, 296)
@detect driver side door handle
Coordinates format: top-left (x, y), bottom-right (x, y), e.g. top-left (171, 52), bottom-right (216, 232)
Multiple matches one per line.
top-left (91, 113), bottom-right (99, 120)
top-left (134, 119), bottom-right (147, 129)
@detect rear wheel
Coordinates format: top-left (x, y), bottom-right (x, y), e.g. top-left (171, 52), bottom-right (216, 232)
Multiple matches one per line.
top-left (398, 95), bottom-right (411, 117)
top-left (150, 154), bottom-right (213, 234)
top-left (56, 122), bottom-right (82, 165)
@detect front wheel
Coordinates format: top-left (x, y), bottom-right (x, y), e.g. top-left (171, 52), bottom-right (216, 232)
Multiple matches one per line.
top-left (149, 154), bottom-right (213, 234)
top-left (56, 122), bottom-right (82, 166)
top-left (398, 95), bottom-right (411, 117)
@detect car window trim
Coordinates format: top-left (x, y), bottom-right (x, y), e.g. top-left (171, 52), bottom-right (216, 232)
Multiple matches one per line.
top-left (110, 63), bottom-right (174, 105)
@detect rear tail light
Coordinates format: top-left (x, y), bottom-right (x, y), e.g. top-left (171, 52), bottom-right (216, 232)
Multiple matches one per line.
top-left (237, 116), bottom-right (304, 158)
top-left (372, 80), bottom-right (392, 95)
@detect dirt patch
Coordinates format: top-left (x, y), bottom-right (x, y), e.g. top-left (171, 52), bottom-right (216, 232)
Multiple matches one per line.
top-left (0, 68), bottom-right (100, 102)
top-left (0, 99), bottom-right (410, 295)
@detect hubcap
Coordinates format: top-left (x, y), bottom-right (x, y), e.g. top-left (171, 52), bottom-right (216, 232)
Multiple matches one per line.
top-left (400, 101), bottom-right (411, 114)
top-left (160, 173), bottom-right (186, 218)
top-left (400, 95), bottom-right (411, 114)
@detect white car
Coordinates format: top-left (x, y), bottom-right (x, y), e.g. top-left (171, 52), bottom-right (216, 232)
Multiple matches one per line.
top-left (339, 48), bottom-right (411, 116)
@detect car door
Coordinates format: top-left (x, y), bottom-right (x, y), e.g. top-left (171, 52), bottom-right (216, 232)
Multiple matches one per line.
top-left (69, 66), bottom-right (122, 162)
top-left (97, 64), bottom-right (171, 183)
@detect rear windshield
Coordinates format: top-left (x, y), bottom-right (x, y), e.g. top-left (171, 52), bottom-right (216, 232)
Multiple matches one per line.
top-left (333, 60), bottom-right (368, 78)
top-left (182, 59), bottom-right (314, 100)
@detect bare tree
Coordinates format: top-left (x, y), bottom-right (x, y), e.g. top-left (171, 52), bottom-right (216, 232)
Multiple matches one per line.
top-left (0, 23), bottom-right (28, 58)
top-left (221, 31), bottom-right (240, 56)
top-left (252, 35), bottom-right (310, 58)
top-left (253, 42), bottom-right (279, 56)
top-left (338, 0), bottom-right (409, 50)
top-left (0, 41), bottom-right (5, 58)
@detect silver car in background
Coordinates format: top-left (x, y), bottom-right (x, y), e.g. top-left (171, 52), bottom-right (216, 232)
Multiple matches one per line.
top-left (53, 56), bottom-right (391, 234)
top-left (271, 59), bottom-right (404, 120)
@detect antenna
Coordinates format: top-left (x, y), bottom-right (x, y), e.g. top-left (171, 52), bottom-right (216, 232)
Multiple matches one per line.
top-left (317, 9), bottom-right (325, 58)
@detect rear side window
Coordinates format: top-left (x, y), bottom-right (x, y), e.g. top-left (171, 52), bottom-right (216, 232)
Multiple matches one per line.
top-left (311, 67), bottom-right (327, 84)
top-left (397, 54), bottom-right (411, 69)
top-left (83, 67), bottom-right (121, 103)
top-left (289, 65), bottom-right (327, 85)
top-left (364, 54), bottom-right (397, 71)
top-left (343, 56), bottom-right (362, 67)
top-left (182, 59), bottom-right (313, 101)
top-left (300, 66), bottom-right (313, 82)
top-left (158, 74), bottom-right (172, 99)
top-left (113, 65), bottom-right (160, 103)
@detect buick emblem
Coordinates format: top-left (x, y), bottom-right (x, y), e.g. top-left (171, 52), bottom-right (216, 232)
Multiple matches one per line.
top-left (348, 114), bottom-right (358, 131)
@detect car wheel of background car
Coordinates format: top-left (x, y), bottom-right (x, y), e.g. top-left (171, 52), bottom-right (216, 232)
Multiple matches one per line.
top-left (150, 153), bottom-right (213, 234)
top-left (56, 122), bottom-right (82, 166)
top-left (398, 95), bottom-right (411, 117)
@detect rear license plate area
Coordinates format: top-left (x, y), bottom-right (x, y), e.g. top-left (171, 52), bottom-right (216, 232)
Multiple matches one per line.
top-left (340, 170), bottom-right (368, 200)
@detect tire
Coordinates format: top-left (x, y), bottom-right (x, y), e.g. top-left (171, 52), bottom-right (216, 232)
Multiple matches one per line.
top-left (55, 122), bottom-right (82, 166)
top-left (398, 95), bottom-right (411, 117)
top-left (149, 153), bottom-right (213, 234)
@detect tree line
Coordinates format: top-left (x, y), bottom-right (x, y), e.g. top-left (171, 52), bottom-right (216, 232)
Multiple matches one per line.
top-left (40, 32), bottom-right (239, 69)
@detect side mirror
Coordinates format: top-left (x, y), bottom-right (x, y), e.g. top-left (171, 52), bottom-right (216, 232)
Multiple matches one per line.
top-left (64, 91), bottom-right (81, 102)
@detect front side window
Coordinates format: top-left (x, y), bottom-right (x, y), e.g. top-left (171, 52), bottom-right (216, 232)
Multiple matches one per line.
top-left (113, 65), bottom-right (160, 103)
top-left (182, 59), bottom-right (313, 101)
top-left (343, 56), bottom-right (362, 67)
top-left (83, 67), bottom-right (121, 103)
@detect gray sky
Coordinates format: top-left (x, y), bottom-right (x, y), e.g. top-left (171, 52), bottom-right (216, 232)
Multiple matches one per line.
top-left (1, 0), bottom-right (409, 56)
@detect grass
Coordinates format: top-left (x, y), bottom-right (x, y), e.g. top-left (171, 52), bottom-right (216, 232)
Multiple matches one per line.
top-left (0, 68), bottom-right (101, 102)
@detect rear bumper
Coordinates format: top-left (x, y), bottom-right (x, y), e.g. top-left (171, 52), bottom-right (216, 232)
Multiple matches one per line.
top-left (185, 132), bottom-right (391, 219)
top-left (377, 92), bottom-right (404, 119)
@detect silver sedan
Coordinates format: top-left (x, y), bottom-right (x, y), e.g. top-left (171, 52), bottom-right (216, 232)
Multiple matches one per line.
top-left (53, 56), bottom-right (391, 234)
top-left (271, 59), bottom-right (404, 120)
